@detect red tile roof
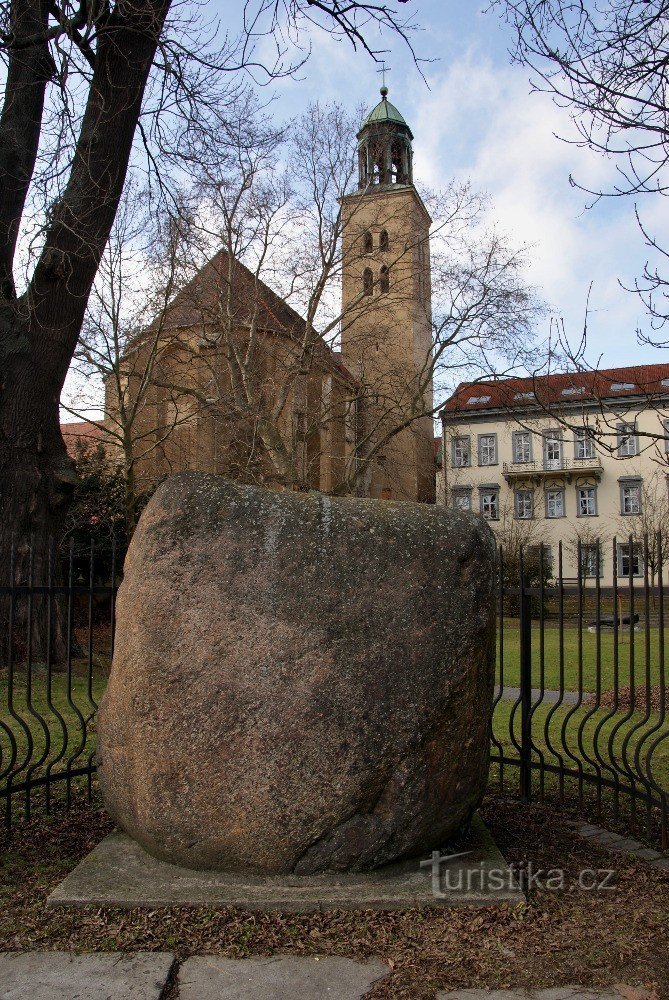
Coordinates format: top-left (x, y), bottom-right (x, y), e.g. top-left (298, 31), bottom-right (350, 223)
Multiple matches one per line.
top-left (61, 421), bottom-right (112, 458)
top-left (149, 249), bottom-right (357, 387)
top-left (442, 364), bottom-right (669, 416)
top-left (159, 249), bottom-right (307, 337)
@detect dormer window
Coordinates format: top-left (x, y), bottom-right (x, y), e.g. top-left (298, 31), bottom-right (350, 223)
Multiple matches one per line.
top-left (379, 229), bottom-right (389, 252)
top-left (363, 267), bottom-right (373, 296)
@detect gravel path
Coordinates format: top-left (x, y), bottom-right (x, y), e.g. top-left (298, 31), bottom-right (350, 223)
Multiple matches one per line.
top-left (496, 687), bottom-right (586, 705)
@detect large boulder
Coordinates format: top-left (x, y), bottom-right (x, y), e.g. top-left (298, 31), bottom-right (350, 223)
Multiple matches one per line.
top-left (98, 473), bottom-right (496, 874)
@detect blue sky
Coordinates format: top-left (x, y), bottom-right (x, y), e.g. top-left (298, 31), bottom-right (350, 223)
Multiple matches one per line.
top-left (220, 0), bottom-right (669, 371)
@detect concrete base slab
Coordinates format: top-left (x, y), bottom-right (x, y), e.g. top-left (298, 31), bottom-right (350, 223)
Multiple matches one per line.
top-left (178, 956), bottom-right (389, 999)
top-left (0, 951), bottom-right (174, 1000)
top-left (47, 815), bottom-right (523, 912)
top-left (437, 990), bottom-right (641, 999)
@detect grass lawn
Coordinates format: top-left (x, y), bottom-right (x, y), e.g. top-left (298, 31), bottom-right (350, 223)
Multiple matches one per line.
top-left (0, 665), bottom-right (108, 804)
top-left (498, 621), bottom-right (667, 692)
top-left (1, 634), bottom-right (667, 852)
top-left (491, 698), bottom-right (669, 799)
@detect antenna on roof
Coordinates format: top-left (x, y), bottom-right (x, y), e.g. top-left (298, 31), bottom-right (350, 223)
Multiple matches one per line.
top-left (377, 61), bottom-right (390, 98)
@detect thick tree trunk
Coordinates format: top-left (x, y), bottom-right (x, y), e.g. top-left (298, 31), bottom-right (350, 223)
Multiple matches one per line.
top-left (0, 309), bottom-right (75, 661)
top-left (0, 0), bottom-right (173, 657)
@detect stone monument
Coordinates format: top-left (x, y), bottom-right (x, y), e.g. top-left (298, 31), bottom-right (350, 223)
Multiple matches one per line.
top-left (98, 473), bottom-right (496, 874)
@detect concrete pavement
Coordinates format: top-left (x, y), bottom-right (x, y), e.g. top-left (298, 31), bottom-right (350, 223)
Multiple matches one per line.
top-left (0, 952), bottom-right (656, 999)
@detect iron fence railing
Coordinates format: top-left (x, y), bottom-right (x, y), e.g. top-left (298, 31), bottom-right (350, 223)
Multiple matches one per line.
top-left (502, 456), bottom-right (603, 478)
top-left (492, 534), bottom-right (669, 850)
top-left (0, 533), bottom-right (667, 851)
top-left (0, 537), bottom-right (118, 824)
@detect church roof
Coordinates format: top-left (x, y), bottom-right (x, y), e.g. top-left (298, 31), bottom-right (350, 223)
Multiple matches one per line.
top-left (360, 94), bottom-right (408, 130)
top-left (147, 249), bottom-right (357, 386)
top-left (158, 249), bottom-right (307, 338)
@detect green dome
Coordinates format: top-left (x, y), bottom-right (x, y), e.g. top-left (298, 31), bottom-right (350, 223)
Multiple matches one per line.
top-left (360, 96), bottom-right (408, 129)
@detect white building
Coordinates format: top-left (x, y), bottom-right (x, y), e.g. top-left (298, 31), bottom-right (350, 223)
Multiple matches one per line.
top-left (439, 365), bottom-right (669, 584)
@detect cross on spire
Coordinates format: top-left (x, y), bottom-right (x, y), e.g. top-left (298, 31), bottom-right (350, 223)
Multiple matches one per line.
top-left (377, 62), bottom-right (390, 96)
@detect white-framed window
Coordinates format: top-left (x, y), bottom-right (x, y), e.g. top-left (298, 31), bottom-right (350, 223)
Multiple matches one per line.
top-left (478, 433), bottom-right (498, 466)
top-left (546, 488), bottom-right (565, 518)
top-left (480, 488), bottom-right (500, 520)
top-left (580, 543), bottom-right (602, 579)
top-left (452, 488), bottom-right (472, 511)
top-left (512, 431), bottom-right (531, 464)
top-left (620, 482), bottom-right (641, 515)
top-left (543, 430), bottom-right (563, 470)
top-left (617, 422), bottom-right (638, 457)
top-left (451, 435), bottom-right (471, 468)
top-left (577, 486), bottom-right (597, 516)
top-left (617, 542), bottom-right (643, 579)
top-left (515, 488), bottom-right (534, 520)
top-left (574, 428), bottom-right (596, 460)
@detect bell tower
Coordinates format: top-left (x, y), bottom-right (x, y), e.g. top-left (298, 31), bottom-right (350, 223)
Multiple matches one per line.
top-left (340, 83), bottom-right (435, 503)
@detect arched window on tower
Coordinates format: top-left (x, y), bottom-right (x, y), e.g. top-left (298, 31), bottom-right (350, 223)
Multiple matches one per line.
top-left (390, 141), bottom-right (404, 183)
top-left (358, 149), bottom-right (367, 187)
top-left (363, 267), bottom-right (374, 296)
top-left (364, 231), bottom-right (373, 254)
top-left (379, 265), bottom-right (390, 294)
top-left (379, 229), bottom-right (389, 252)
top-left (371, 142), bottom-right (383, 184)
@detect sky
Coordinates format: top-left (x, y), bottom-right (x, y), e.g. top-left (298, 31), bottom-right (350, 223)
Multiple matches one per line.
top-left (59, 0), bottom-right (669, 423)
top-left (218, 0), bottom-right (669, 372)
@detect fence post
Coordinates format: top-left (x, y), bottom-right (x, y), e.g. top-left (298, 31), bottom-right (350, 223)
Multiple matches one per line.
top-left (519, 571), bottom-right (532, 802)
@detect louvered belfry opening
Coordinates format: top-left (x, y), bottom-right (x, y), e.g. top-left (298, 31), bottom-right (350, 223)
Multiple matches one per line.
top-left (357, 86), bottom-right (414, 190)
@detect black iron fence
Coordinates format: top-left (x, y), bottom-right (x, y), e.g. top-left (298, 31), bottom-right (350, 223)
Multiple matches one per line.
top-left (492, 535), bottom-right (669, 850)
top-left (0, 534), bottom-right (667, 851)
top-left (0, 537), bottom-right (117, 824)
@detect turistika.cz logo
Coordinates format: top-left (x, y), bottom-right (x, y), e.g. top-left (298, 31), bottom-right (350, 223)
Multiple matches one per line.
top-left (420, 850), bottom-right (616, 896)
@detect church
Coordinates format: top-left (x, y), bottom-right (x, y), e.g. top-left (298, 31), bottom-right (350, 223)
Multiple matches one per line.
top-left (110, 86), bottom-right (436, 503)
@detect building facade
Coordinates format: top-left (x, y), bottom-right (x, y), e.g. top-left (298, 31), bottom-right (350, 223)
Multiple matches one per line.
top-left (340, 86), bottom-right (435, 502)
top-left (103, 86), bottom-right (436, 503)
top-left (439, 366), bottom-right (669, 583)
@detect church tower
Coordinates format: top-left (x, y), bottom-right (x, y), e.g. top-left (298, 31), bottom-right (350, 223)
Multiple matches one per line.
top-left (340, 83), bottom-right (435, 503)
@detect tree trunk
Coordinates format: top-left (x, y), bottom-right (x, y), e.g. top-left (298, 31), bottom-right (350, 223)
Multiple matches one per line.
top-left (0, 0), bottom-right (172, 657)
top-left (0, 310), bottom-right (75, 662)
top-left (123, 440), bottom-right (137, 542)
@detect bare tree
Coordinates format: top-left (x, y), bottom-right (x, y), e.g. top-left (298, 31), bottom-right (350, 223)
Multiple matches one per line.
top-left (564, 517), bottom-right (610, 583)
top-left (0, 0), bottom-right (425, 661)
top-left (493, 0), bottom-right (669, 337)
top-left (615, 467), bottom-right (669, 589)
top-left (494, 489), bottom-right (550, 613)
top-left (496, 488), bottom-right (543, 556)
top-left (113, 98), bottom-right (544, 499)
top-left (62, 181), bottom-right (209, 537)
top-left (0, 0), bottom-right (420, 582)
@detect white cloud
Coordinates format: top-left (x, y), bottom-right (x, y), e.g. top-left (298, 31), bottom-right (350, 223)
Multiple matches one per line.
top-left (402, 52), bottom-right (665, 366)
